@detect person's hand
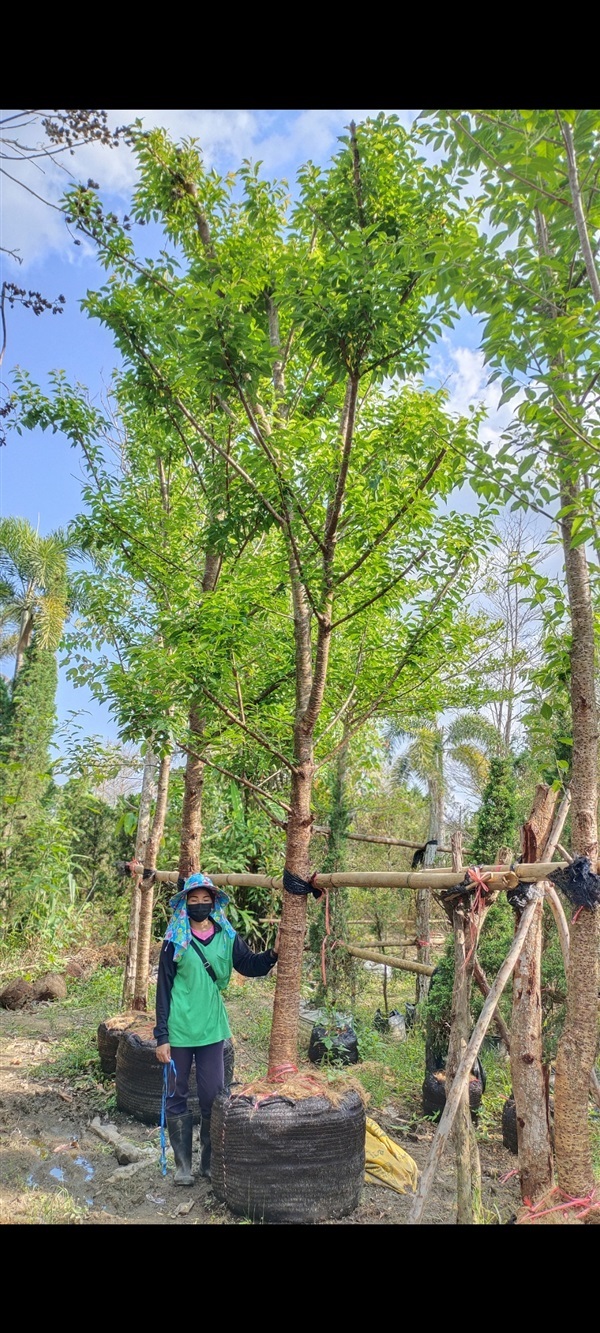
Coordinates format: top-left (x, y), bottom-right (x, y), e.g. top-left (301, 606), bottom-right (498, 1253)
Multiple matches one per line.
top-left (155, 1043), bottom-right (171, 1064)
top-left (273, 927), bottom-right (281, 956)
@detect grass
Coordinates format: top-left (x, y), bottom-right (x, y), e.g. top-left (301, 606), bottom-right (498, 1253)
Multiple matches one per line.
top-left (0, 1186), bottom-right (90, 1225)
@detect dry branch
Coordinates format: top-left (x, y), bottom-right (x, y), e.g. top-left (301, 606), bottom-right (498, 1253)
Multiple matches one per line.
top-left (409, 895), bottom-right (540, 1225)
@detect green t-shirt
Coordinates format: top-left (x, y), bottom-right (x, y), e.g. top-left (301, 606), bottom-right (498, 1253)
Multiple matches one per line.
top-left (167, 931), bottom-right (234, 1047)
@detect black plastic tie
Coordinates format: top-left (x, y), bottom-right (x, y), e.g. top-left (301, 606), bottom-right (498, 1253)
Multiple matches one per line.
top-left (282, 867), bottom-right (324, 900)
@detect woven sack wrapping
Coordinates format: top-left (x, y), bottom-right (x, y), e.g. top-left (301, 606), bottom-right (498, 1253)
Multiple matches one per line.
top-left (97, 1012), bottom-right (142, 1076)
top-left (115, 1028), bottom-right (234, 1124)
top-left (210, 1086), bottom-right (366, 1223)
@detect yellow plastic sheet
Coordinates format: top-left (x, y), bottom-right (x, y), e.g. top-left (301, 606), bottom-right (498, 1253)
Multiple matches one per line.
top-left (365, 1116), bottom-right (419, 1195)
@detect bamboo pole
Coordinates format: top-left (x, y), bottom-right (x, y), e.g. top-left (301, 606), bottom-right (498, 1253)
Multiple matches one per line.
top-left (131, 862), bottom-right (570, 890)
top-left (409, 895), bottom-right (540, 1225)
top-left (312, 826), bottom-right (456, 854)
top-left (339, 944), bottom-right (435, 976)
top-left (358, 938), bottom-right (447, 949)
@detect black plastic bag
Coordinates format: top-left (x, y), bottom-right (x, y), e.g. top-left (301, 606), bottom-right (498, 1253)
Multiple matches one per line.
top-left (308, 1022), bottom-right (359, 1066)
top-left (374, 1008), bottom-right (389, 1032)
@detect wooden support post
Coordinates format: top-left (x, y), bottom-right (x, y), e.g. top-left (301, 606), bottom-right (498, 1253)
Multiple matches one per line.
top-left (446, 830), bottom-right (481, 1224)
top-left (121, 745), bottom-right (157, 1009)
top-left (510, 783), bottom-right (557, 1205)
top-left (409, 898), bottom-right (539, 1224)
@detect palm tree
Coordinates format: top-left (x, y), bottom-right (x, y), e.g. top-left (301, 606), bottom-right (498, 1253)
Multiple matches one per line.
top-left (389, 713), bottom-right (505, 1000)
top-left (0, 518), bottom-right (73, 679)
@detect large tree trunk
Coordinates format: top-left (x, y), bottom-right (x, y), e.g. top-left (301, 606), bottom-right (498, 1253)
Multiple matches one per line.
top-left (178, 551), bottom-right (221, 880)
top-left (554, 487), bottom-right (600, 1201)
top-left (510, 784), bottom-right (557, 1205)
top-left (121, 744), bottom-right (158, 1008)
top-left (132, 752), bottom-right (172, 1012)
top-left (178, 704), bottom-right (205, 880)
top-left (267, 764), bottom-right (312, 1070)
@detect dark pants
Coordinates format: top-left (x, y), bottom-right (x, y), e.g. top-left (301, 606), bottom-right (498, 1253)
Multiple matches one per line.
top-left (167, 1042), bottom-right (225, 1117)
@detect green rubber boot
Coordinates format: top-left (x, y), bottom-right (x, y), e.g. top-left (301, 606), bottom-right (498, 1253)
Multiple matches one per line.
top-left (167, 1112), bottom-right (194, 1185)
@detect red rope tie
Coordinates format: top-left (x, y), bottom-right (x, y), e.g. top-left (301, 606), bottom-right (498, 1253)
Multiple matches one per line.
top-left (463, 867), bottom-right (491, 966)
top-left (416, 938), bottom-right (430, 948)
top-left (517, 1186), bottom-right (600, 1223)
top-left (267, 1062), bottom-right (298, 1082)
top-left (499, 1169), bottom-right (519, 1184)
top-left (571, 905), bottom-right (586, 924)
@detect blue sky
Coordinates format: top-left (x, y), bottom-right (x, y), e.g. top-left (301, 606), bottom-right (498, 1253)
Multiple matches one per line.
top-left (1, 108), bottom-right (524, 752)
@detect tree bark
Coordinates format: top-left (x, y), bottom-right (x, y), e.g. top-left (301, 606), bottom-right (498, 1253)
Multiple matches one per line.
top-left (121, 744), bottom-right (157, 1008)
top-left (132, 751), bottom-right (172, 1012)
top-left (267, 552), bottom-right (315, 1071)
top-left (14, 606), bottom-right (34, 679)
top-left (178, 704), bottom-right (205, 880)
top-left (510, 889), bottom-right (554, 1204)
top-left (555, 480), bottom-right (600, 1201)
top-left (177, 553), bottom-right (221, 881)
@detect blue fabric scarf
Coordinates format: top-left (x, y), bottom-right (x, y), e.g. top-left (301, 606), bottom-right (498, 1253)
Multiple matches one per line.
top-left (164, 871), bottom-right (236, 961)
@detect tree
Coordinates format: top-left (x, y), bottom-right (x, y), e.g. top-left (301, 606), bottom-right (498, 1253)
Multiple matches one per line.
top-left (11, 116), bottom-right (498, 1089)
top-left (0, 517), bottom-right (79, 918)
top-left (420, 108), bottom-right (600, 1207)
top-left (1, 109), bottom-right (126, 258)
top-left (468, 757), bottom-right (519, 865)
top-left (0, 517), bottom-right (72, 678)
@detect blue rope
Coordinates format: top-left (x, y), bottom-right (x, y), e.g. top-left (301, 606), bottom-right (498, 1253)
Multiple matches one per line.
top-left (159, 1058), bottom-right (177, 1176)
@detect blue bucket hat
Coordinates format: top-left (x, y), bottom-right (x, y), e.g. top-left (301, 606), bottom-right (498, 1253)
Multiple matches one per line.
top-left (164, 871), bottom-right (235, 960)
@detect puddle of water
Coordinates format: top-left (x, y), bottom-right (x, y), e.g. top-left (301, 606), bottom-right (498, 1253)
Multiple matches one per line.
top-left (48, 1166), bottom-right (65, 1183)
top-left (26, 1173), bottom-right (38, 1189)
top-left (74, 1156), bottom-right (95, 1182)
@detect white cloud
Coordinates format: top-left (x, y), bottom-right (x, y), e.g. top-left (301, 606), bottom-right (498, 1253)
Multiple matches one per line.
top-left (429, 340), bottom-right (525, 450)
top-left (2, 108), bottom-right (416, 271)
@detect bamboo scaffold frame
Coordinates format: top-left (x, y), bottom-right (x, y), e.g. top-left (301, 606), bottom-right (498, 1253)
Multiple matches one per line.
top-left (125, 862), bottom-right (571, 892)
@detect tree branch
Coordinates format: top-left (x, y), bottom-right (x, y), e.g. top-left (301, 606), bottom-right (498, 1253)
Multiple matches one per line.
top-left (199, 683), bottom-right (298, 774)
top-left (330, 550), bottom-right (426, 630)
top-left (335, 448), bottom-right (446, 589)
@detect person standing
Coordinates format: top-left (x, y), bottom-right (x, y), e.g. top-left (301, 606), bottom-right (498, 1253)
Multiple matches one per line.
top-left (154, 871), bottom-right (279, 1184)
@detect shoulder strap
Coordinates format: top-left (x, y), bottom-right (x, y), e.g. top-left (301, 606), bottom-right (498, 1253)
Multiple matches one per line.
top-left (189, 936), bottom-right (218, 984)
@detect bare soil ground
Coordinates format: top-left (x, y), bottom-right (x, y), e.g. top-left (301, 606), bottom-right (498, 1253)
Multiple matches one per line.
top-left (0, 986), bottom-right (523, 1228)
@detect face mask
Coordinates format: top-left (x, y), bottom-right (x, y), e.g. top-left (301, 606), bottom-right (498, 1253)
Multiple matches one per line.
top-left (187, 903), bottom-right (213, 922)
